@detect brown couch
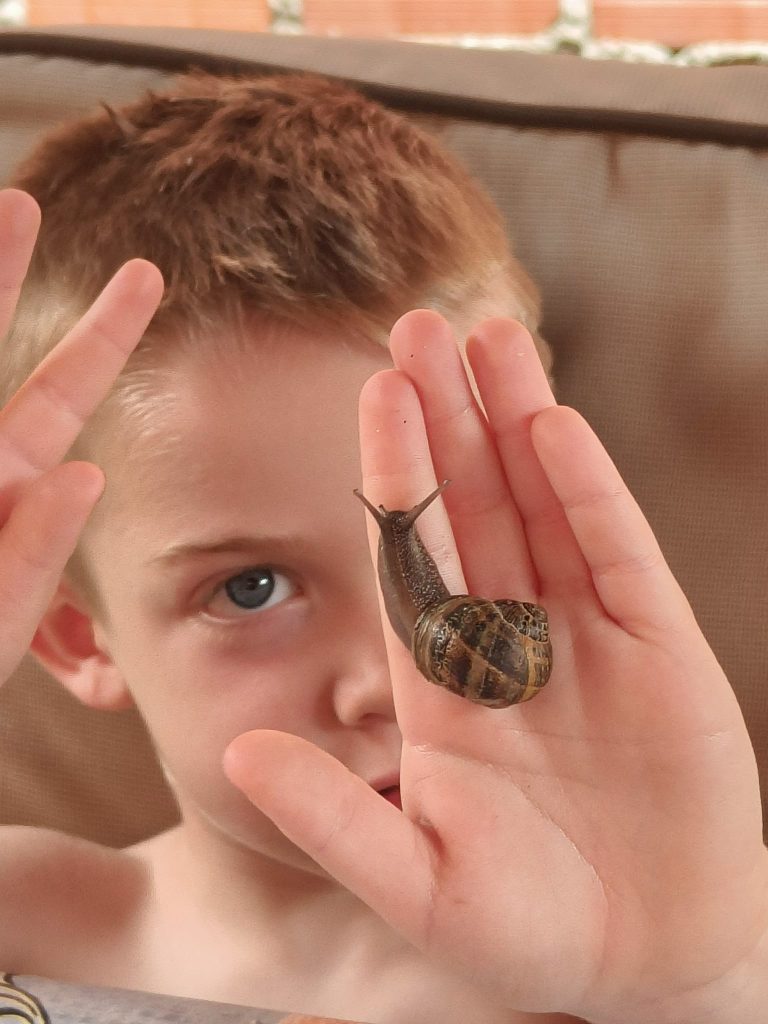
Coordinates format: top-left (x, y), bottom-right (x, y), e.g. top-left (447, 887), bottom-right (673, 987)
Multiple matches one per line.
top-left (0, 25), bottom-right (766, 850)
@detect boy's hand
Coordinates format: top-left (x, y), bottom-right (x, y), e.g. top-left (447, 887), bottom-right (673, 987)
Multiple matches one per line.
top-left (0, 189), bottom-right (163, 684)
top-left (226, 312), bottom-right (768, 1022)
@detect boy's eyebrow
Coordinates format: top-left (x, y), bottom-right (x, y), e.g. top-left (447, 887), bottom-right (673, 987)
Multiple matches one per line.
top-left (149, 533), bottom-right (294, 567)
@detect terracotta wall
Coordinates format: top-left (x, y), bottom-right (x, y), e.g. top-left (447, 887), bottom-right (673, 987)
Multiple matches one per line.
top-left (26, 1), bottom-right (270, 30)
top-left (24, 1), bottom-right (768, 46)
top-left (594, 2), bottom-right (768, 47)
top-left (302, 1), bottom-right (558, 35)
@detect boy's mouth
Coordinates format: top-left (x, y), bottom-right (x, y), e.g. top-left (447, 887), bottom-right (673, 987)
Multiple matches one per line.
top-left (378, 785), bottom-right (402, 810)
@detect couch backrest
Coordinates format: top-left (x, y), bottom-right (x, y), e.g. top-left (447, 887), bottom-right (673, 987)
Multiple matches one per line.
top-left (1, 26), bottom-right (766, 845)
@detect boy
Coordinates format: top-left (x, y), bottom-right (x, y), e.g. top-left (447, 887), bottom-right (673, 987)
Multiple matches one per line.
top-left (0, 72), bottom-right (765, 1024)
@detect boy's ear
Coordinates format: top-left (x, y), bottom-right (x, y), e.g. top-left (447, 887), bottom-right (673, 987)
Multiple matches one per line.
top-left (29, 579), bottom-right (134, 711)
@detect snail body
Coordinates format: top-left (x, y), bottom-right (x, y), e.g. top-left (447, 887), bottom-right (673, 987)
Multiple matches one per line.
top-left (354, 482), bottom-right (552, 708)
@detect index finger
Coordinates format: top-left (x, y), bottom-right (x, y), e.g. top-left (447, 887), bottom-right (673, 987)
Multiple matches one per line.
top-left (0, 257), bottom-right (164, 483)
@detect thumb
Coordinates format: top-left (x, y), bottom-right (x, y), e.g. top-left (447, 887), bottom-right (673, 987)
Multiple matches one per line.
top-left (223, 730), bottom-right (432, 941)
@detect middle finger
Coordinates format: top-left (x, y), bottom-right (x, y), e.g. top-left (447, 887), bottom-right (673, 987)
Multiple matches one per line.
top-left (389, 309), bottom-right (538, 599)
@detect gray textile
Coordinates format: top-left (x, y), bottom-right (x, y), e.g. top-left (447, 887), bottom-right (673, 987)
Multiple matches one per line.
top-left (4, 974), bottom-right (286, 1022)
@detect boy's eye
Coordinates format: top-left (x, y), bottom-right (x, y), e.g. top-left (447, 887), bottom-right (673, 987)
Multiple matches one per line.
top-left (206, 567), bottom-right (295, 617)
top-left (226, 568), bottom-right (276, 608)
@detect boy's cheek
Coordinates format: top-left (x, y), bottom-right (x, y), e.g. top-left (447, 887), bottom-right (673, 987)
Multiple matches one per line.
top-left (157, 726), bottom-right (334, 875)
top-left (539, 338), bottom-right (555, 386)
top-left (117, 632), bottom-right (323, 762)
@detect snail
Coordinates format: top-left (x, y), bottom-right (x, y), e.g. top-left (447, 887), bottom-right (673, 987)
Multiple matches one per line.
top-left (354, 481), bottom-right (552, 708)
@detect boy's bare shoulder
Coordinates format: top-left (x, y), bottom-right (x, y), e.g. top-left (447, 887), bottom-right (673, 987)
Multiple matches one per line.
top-left (0, 824), bottom-right (148, 968)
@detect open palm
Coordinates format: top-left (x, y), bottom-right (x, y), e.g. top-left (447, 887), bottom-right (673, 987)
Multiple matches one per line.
top-left (225, 313), bottom-right (767, 1022)
top-left (0, 189), bottom-right (163, 685)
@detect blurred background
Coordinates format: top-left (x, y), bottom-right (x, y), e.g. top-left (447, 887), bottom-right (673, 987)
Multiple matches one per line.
top-left (1, 1), bottom-right (768, 64)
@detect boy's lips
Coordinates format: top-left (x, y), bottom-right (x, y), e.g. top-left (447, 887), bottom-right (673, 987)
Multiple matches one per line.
top-left (371, 775), bottom-right (402, 810)
top-left (379, 785), bottom-right (402, 810)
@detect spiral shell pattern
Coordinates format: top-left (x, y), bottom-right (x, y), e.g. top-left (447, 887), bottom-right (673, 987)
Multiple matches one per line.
top-left (412, 597), bottom-right (552, 707)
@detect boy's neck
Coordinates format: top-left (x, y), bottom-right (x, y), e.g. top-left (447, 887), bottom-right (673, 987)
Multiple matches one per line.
top-left (130, 811), bottom-right (376, 954)
top-left (125, 815), bottom-right (574, 1023)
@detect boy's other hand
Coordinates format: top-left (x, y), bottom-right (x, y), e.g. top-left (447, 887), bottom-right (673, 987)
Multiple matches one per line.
top-left (0, 189), bottom-right (163, 684)
top-left (225, 312), bottom-right (768, 1022)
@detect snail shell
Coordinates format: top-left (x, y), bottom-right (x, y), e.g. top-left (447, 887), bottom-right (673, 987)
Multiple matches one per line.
top-left (413, 595), bottom-right (551, 707)
top-left (354, 482), bottom-right (552, 708)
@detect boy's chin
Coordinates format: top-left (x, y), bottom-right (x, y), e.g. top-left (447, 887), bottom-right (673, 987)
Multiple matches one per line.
top-left (182, 792), bottom-right (337, 882)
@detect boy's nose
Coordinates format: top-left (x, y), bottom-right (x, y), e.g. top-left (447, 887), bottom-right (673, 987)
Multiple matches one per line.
top-left (330, 624), bottom-right (396, 727)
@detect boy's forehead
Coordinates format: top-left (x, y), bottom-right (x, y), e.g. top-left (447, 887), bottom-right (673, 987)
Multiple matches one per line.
top-left (98, 325), bottom-right (391, 529)
top-left (179, 324), bottom-right (389, 442)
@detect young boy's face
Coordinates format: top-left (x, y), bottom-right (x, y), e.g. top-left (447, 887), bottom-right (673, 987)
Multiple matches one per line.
top-left (79, 323), bottom-right (398, 875)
